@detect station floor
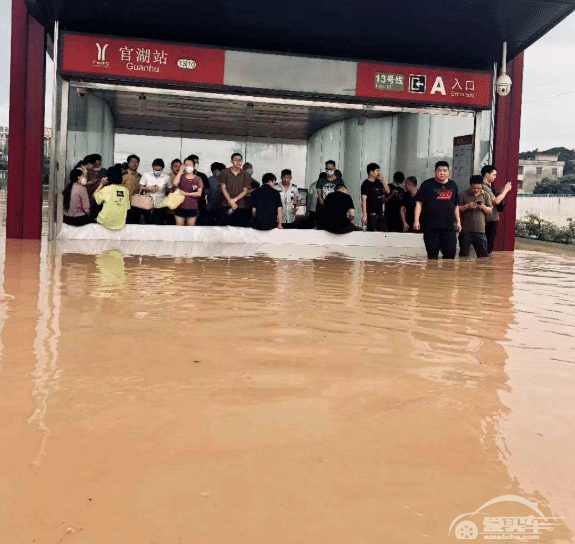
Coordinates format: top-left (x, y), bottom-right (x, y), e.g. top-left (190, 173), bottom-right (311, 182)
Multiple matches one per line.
top-left (0, 191), bottom-right (574, 543)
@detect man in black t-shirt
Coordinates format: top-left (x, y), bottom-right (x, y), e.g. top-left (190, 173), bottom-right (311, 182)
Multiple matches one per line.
top-left (413, 161), bottom-right (461, 259)
top-left (361, 162), bottom-right (390, 232)
top-left (323, 183), bottom-right (356, 234)
top-left (251, 173), bottom-right (283, 231)
top-left (384, 171), bottom-right (406, 232)
top-left (400, 176), bottom-right (418, 232)
top-left (316, 160), bottom-right (344, 230)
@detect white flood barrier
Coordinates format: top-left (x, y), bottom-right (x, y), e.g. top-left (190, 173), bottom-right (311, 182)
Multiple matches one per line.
top-left (57, 225), bottom-right (427, 260)
top-left (516, 195), bottom-right (575, 227)
top-left (58, 224), bottom-right (426, 248)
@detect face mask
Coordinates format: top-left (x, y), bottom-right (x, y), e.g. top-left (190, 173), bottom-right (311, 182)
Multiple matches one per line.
top-left (153, 171), bottom-right (163, 177)
top-left (326, 169), bottom-right (335, 177)
top-left (80, 179), bottom-right (87, 186)
top-left (185, 166), bottom-right (195, 174)
top-left (245, 169), bottom-right (254, 177)
top-left (93, 167), bottom-right (101, 172)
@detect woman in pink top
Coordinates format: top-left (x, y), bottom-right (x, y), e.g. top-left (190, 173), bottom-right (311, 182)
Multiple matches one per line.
top-left (63, 169), bottom-right (96, 226)
top-left (172, 155), bottom-right (204, 226)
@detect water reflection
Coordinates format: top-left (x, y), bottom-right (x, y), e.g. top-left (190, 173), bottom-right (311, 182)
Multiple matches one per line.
top-left (498, 250), bottom-right (575, 535)
top-left (0, 240), bottom-right (573, 543)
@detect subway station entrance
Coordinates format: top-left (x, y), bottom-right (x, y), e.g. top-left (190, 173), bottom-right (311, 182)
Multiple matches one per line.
top-left (12, 0), bottom-right (574, 249)
top-left (6, 3), bottom-right (575, 543)
top-left (49, 31), bottom-right (494, 246)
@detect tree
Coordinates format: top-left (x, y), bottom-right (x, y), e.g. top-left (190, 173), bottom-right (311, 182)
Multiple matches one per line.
top-left (519, 149), bottom-right (538, 160)
top-left (533, 177), bottom-right (575, 195)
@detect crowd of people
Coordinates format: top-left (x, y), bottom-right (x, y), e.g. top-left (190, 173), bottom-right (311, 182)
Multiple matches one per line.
top-left (62, 151), bottom-right (511, 259)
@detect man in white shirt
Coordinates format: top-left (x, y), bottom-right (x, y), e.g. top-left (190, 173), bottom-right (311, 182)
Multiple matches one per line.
top-left (139, 158), bottom-right (171, 224)
top-left (275, 169), bottom-right (302, 228)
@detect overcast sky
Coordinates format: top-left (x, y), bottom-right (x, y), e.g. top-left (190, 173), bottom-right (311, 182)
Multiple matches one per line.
top-left (0, 0), bottom-right (573, 152)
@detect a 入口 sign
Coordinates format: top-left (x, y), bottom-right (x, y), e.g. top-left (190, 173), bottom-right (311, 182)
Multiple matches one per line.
top-left (356, 62), bottom-right (492, 108)
top-left (61, 33), bottom-right (492, 110)
top-left (61, 33), bottom-right (225, 86)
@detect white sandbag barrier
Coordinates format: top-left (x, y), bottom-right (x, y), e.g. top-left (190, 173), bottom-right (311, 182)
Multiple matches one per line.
top-left (58, 224), bottom-right (426, 248)
top-left (56, 225), bottom-right (427, 261)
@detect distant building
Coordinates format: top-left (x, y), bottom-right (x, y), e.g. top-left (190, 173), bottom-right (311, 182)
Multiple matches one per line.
top-left (0, 126), bottom-right (8, 161)
top-left (0, 126), bottom-right (52, 162)
top-left (518, 154), bottom-right (564, 193)
top-left (44, 127), bottom-right (52, 158)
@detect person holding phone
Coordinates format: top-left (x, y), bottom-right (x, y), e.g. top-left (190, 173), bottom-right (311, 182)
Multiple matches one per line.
top-left (458, 175), bottom-right (493, 258)
top-left (481, 165), bottom-right (513, 254)
top-left (361, 162), bottom-right (390, 232)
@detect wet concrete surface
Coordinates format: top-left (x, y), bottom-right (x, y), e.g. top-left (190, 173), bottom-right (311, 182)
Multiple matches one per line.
top-left (0, 237), bottom-right (574, 543)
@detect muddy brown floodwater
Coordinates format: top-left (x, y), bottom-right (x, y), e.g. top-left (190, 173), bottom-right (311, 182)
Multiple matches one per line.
top-left (0, 239), bottom-right (574, 544)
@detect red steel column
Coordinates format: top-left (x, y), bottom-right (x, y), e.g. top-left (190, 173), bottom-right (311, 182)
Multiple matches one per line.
top-left (7, 0), bottom-right (46, 240)
top-left (492, 51), bottom-right (524, 252)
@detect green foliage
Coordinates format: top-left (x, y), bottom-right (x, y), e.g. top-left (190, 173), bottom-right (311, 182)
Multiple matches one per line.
top-left (519, 149), bottom-right (538, 160)
top-left (515, 213), bottom-right (575, 244)
top-left (533, 177), bottom-right (575, 195)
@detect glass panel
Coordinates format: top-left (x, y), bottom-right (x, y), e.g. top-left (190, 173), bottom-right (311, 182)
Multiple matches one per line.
top-left (245, 139), bottom-right (307, 187)
top-left (115, 134), bottom-right (183, 174)
top-left (180, 137), bottom-right (246, 176)
top-left (113, 134), bottom-right (307, 183)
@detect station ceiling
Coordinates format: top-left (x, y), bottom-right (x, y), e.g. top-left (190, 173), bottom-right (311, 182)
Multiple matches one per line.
top-left (30, 0), bottom-right (575, 71)
top-left (83, 87), bottom-right (398, 140)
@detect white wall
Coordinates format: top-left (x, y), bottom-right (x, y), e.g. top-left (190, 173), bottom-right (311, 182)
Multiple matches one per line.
top-left (516, 195), bottom-right (575, 226)
top-left (66, 91), bottom-right (115, 174)
top-left (305, 113), bottom-right (475, 213)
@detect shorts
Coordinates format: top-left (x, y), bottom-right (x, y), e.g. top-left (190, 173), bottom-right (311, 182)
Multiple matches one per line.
top-left (174, 208), bottom-right (199, 219)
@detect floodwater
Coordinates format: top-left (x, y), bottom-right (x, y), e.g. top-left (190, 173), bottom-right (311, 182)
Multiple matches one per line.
top-left (0, 236), bottom-right (574, 544)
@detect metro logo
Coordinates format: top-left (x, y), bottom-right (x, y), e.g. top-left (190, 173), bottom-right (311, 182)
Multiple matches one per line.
top-left (96, 43), bottom-right (109, 62)
top-left (93, 43), bottom-right (110, 68)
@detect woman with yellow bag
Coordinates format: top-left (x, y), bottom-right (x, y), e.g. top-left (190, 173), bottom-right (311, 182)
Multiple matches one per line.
top-left (170, 156), bottom-right (204, 226)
